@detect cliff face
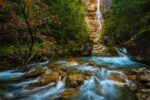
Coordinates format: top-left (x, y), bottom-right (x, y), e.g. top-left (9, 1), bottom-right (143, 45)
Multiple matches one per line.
top-left (126, 30), bottom-right (150, 64)
top-left (101, 0), bottom-right (111, 18)
top-left (84, 0), bottom-right (111, 41)
top-left (100, 0), bottom-right (150, 64)
top-left (85, 0), bottom-right (99, 40)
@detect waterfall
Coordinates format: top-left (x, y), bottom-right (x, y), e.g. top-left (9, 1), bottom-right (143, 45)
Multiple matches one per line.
top-left (96, 0), bottom-right (103, 29)
top-left (115, 48), bottom-right (127, 57)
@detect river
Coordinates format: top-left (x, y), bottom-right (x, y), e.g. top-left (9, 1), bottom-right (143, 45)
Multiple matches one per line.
top-left (0, 48), bottom-right (144, 100)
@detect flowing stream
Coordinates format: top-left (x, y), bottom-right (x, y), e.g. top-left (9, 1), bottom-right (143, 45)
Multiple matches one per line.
top-left (0, 48), bottom-right (144, 100)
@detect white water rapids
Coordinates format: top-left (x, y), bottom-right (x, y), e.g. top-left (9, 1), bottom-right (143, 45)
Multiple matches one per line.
top-left (0, 49), bottom-right (144, 100)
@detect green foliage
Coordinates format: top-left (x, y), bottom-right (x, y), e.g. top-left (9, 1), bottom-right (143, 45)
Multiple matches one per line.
top-left (0, 0), bottom-right (92, 65)
top-left (43, 0), bottom-right (89, 43)
top-left (102, 0), bottom-right (150, 45)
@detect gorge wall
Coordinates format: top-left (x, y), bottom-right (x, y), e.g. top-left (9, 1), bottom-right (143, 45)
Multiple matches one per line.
top-left (100, 0), bottom-right (150, 64)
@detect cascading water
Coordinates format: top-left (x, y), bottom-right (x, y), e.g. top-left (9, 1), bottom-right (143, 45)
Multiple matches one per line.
top-left (96, 0), bottom-right (103, 29)
top-left (115, 48), bottom-right (127, 57)
top-left (0, 56), bottom-right (143, 100)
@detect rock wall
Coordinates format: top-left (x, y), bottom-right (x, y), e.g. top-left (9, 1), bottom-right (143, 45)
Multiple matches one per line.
top-left (101, 0), bottom-right (112, 18)
top-left (126, 31), bottom-right (150, 64)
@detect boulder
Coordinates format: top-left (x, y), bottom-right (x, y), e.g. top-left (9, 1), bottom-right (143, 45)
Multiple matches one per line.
top-left (24, 68), bottom-right (45, 78)
top-left (139, 70), bottom-right (150, 83)
top-left (60, 88), bottom-right (78, 100)
top-left (66, 72), bottom-right (90, 88)
top-left (109, 73), bottom-right (126, 83)
top-left (126, 31), bottom-right (150, 64)
top-left (136, 89), bottom-right (150, 100)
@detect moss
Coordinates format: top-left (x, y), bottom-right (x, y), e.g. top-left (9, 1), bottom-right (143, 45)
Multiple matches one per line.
top-left (60, 88), bottom-right (78, 100)
top-left (66, 72), bottom-right (91, 88)
top-left (24, 68), bottom-right (45, 78)
top-left (101, 0), bottom-right (150, 46)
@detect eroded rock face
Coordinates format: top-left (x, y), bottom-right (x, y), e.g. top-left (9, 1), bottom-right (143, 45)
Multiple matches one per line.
top-left (126, 32), bottom-right (150, 65)
top-left (101, 0), bottom-right (112, 18)
top-left (92, 44), bottom-right (118, 56)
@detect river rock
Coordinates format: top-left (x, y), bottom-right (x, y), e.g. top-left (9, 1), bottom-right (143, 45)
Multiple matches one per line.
top-left (33, 72), bottom-right (60, 86)
top-left (24, 68), bottom-right (45, 78)
top-left (139, 69), bottom-right (150, 83)
top-left (109, 73), bottom-right (126, 83)
top-left (66, 72), bottom-right (90, 88)
top-left (136, 89), bottom-right (150, 100)
top-left (121, 68), bottom-right (138, 75)
top-left (88, 60), bottom-right (96, 66)
top-left (60, 88), bottom-right (78, 100)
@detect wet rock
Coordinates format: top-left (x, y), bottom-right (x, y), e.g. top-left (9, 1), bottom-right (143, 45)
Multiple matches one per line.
top-left (86, 4), bottom-right (96, 12)
top-left (33, 72), bottom-right (60, 86)
top-left (60, 88), bottom-right (78, 100)
top-left (92, 44), bottom-right (118, 56)
top-left (31, 68), bottom-right (67, 86)
top-left (109, 73), bottom-right (126, 83)
top-left (24, 68), bottom-right (45, 78)
top-left (101, 0), bottom-right (112, 18)
top-left (66, 58), bottom-right (86, 65)
top-left (66, 73), bottom-right (90, 88)
top-left (51, 68), bottom-right (66, 76)
top-left (126, 31), bottom-right (150, 64)
top-left (136, 89), bottom-right (150, 100)
top-left (145, 82), bottom-right (150, 88)
top-left (88, 60), bottom-right (96, 66)
top-left (128, 75), bottom-right (139, 83)
top-left (139, 69), bottom-right (150, 83)
top-left (121, 68), bottom-right (138, 75)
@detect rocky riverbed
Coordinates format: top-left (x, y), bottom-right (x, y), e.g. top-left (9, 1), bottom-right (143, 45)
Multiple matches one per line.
top-left (0, 55), bottom-right (148, 100)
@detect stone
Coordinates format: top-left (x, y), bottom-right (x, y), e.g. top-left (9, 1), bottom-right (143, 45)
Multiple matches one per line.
top-left (139, 71), bottom-right (150, 82)
top-left (128, 75), bottom-right (139, 83)
top-left (109, 73), bottom-right (126, 83)
top-left (60, 88), bottom-right (78, 100)
top-left (24, 68), bottom-right (45, 78)
top-left (86, 4), bottom-right (96, 12)
top-left (126, 31), bottom-right (150, 64)
top-left (33, 72), bottom-right (60, 86)
top-left (88, 60), bottom-right (96, 66)
top-left (92, 44), bottom-right (118, 56)
top-left (66, 73), bottom-right (90, 88)
top-left (136, 89), bottom-right (150, 100)
top-left (121, 68), bottom-right (138, 75)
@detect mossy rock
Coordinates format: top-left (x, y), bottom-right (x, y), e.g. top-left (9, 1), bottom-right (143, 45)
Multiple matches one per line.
top-left (109, 73), bottom-right (126, 83)
top-left (60, 88), bottom-right (78, 100)
top-left (24, 68), bottom-right (45, 78)
top-left (88, 60), bottom-right (96, 66)
top-left (31, 72), bottom-right (60, 87)
top-left (66, 72), bottom-right (90, 88)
